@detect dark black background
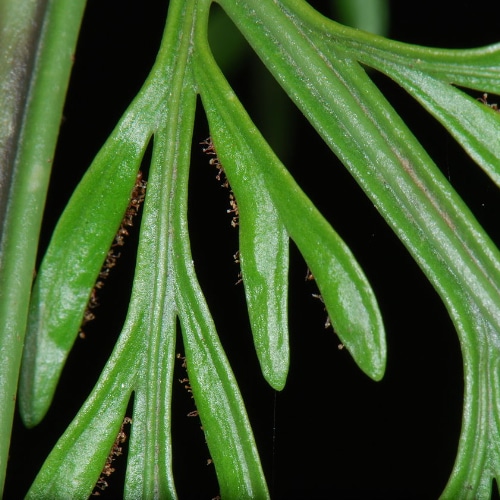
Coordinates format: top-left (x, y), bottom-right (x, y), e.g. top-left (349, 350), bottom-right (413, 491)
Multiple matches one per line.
top-left (5, 1), bottom-right (500, 499)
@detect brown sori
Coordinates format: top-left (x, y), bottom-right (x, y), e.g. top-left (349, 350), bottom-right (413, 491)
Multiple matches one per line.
top-left (79, 171), bottom-right (147, 338)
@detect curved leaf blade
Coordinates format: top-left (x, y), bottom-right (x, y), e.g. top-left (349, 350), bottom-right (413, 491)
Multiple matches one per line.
top-left (353, 62), bottom-right (500, 189)
top-left (175, 274), bottom-right (270, 499)
top-left (217, 0), bottom-right (500, 493)
top-left (194, 35), bottom-right (386, 381)
top-left (293, 0), bottom-right (500, 94)
top-left (173, 121), bottom-right (270, 499)
top-left (19, 125), bottom-right (150, 427)
top-left (25, 327), bottom-right (138, 499)
top-left (201, 135), bottom-right (291, 390)
top-left (236, 182), bottom-right (290, 390)
top-left (218, 0), bottom-right (500, 333)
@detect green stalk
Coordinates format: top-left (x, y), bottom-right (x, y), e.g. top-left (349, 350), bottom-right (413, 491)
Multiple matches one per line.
top-left (0, 0), bottom-right (86, 491)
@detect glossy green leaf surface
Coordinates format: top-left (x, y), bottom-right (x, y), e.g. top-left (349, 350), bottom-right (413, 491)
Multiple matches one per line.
top-left (204, 132), bottom-right (291, 390)
top-left (194, 9), bottom-right (386, 381)
top-left (174, 179), bottom-right (270, 497)
top-left (5, 0), bottom-right (500, 497)
top-left (303, 17), bottom-right (500, 189)
top-left (202, 2), bottom-right (386, 382)
top-left (20, 127), bottom-right (150, 427)
top-left (216, 0), bottom-right (500, 496)
top-left (26, 1), bottom-right (269, 497)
